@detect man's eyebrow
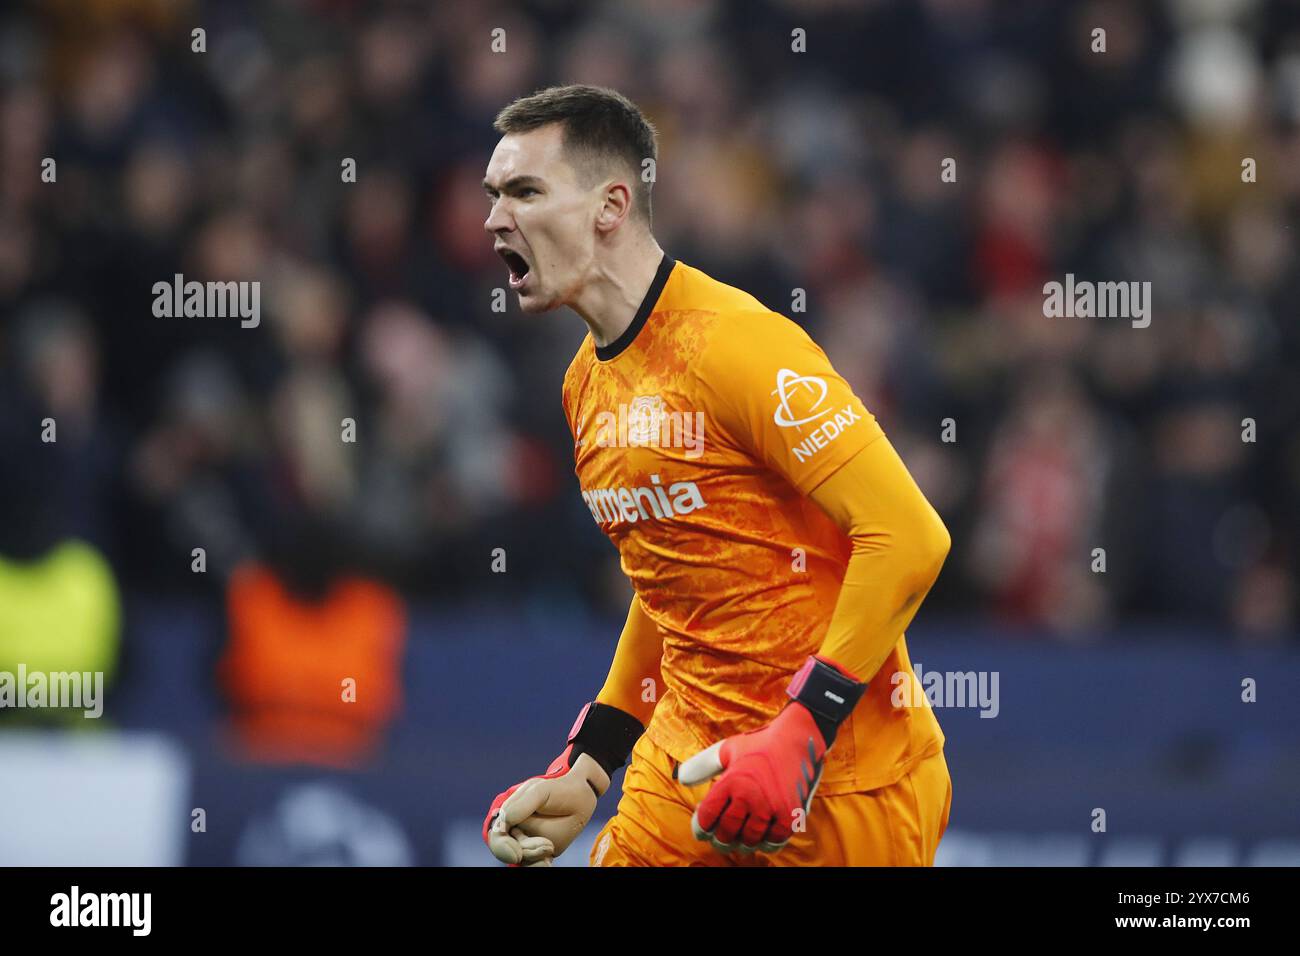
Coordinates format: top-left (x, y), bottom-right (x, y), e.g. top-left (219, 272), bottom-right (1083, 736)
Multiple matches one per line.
top-left (482, 175), bottom-right (545, 192)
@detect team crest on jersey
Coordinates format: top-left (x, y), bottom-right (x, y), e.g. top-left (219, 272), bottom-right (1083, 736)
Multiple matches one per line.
top-left (626, 395), bottom-right (665, 445)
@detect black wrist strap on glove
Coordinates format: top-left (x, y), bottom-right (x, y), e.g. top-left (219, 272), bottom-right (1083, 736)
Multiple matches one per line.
top-left (786, 656), bottom-right (868, 746)
top-left (565, 702), bottom-right (644, 778)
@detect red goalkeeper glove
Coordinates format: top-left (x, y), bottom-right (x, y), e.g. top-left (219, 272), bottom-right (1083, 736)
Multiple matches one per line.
top-left (676, 655), bottom-right (867, 854)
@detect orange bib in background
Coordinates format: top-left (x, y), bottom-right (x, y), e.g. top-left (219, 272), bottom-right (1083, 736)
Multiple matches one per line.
top-left (221, 563), bottom-right (406, 767)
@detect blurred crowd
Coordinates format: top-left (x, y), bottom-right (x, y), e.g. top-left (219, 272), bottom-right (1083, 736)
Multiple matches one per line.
top-left (1, 0), bottom-right (1298, 641)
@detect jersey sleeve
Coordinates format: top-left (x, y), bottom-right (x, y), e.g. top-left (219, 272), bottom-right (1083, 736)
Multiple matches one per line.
top-left (696, 310), bottom-right (885, 495)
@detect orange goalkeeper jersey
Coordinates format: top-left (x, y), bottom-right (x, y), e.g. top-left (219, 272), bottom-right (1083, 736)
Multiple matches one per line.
top-left (562, 254), bottom-right (944, 794)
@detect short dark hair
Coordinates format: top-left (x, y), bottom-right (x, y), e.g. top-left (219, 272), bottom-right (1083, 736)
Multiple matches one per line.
top-left (493, 84), bottom-right (658, 226)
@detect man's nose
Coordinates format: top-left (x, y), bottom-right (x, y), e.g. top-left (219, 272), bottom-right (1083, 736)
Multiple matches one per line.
top-left (484, 201), bottom-right (512, 235)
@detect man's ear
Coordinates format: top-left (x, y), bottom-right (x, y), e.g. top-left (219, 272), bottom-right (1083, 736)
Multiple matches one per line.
top-left (595, 180), bottom-right (633, 233)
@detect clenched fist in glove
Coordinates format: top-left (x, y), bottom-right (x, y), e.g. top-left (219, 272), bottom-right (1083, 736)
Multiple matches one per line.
top-left (484, 702), bottom-right (643, 866)
top-left (483, 750), bottom-right (610, 865)
top-left (676, 656), bottom-right (867, 855)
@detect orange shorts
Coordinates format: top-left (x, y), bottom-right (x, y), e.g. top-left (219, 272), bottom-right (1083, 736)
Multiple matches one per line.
top-left (589, 734), bottom-right (952, 867)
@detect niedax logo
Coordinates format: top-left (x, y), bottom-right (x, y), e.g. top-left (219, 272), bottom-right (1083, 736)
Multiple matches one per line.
top-left (772, 369), bottom-right (831, 428)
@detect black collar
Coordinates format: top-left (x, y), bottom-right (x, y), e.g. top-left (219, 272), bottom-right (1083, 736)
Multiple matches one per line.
top-left (595, 253), bottom-right (675, 362)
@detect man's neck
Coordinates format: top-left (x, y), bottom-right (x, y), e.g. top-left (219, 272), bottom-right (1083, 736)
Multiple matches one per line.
top-left (568, 238), bottom-right (665, 349)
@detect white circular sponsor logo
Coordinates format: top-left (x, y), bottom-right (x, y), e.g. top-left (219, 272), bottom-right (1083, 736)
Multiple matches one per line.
top-left (771, 369), bottom-right (831, 428)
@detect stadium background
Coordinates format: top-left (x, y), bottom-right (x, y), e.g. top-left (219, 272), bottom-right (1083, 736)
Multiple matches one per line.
top-left (1, 0), bottom-right (1297, 865)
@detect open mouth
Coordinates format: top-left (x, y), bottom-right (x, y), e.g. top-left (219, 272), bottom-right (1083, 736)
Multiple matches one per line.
top-left (497, 247), bottom-right (532, 290)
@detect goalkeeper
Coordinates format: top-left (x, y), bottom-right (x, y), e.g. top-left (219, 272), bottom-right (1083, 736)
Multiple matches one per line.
top-left (481, 85), bottom-right (952, 867)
